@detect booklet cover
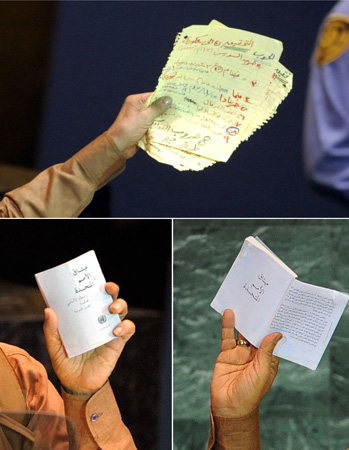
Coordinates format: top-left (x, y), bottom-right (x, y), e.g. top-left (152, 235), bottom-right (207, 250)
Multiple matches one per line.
top-left (211, 236), bottom-right (348, 370)
top-left (35, 250), bottom-right (120, 358)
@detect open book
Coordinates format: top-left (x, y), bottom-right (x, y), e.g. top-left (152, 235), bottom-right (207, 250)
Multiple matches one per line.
top-left (210, 236), bottom-right (348, 370)
top-left (35, 250), bottom-right (120, 358)
top-left (139, 20), bottom-right (293, 171)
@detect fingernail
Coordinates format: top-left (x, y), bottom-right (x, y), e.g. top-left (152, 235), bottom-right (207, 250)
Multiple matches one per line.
top-left (110, 304), bottom-right (121, 314)
top-left (163, 97), bottom-right (172, 106)
top-left (114, 327), bottom-right (123, 336)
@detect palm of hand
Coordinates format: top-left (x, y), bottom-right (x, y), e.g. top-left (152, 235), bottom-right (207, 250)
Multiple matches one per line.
top-left (108, 93), bottom-right (156, 157)
top-left (52, 337), bottom-right (126, 395)
top-left (211, 344), bottom-right (278, 418)
top-left (44, 283), bottom-right (135, 396)
top-left (115, 105), bottom-right (153, 158)
top-left (210, 309), bottom-right (281, 418)
top-left (108, 93), bottom-right (171, 158)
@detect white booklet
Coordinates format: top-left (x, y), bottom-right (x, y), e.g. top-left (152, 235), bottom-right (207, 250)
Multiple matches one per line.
top-left (35, 250), bottom-right (120, 358)
top-left (211, 236), bottom-right (348, 370)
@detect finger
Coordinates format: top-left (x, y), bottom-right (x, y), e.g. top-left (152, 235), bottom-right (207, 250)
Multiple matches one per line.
top-left (220, 309), bottom-right (236, 352)
top-left (113, 319), bottom-right (136, 342)
top-left (236, 332), bottom-right (251, 344)
top-left (136, 92), bottom-right (153, 103)
top-left (236, 332), bottom-right (256, 359)
top-left (109, 298), bottom-right (128, 320)
top-left (105, 282), bottom-right (120, 300)
top-left (146, 96), bottom-right (172, 120)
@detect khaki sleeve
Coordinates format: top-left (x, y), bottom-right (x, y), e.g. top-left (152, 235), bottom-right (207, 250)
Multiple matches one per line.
top-left (208, 409), bottom-right (260, 450)
top-left (62, 381), bottom-right (137, 450)
top-left (0, 132), bottom-right (126, 218)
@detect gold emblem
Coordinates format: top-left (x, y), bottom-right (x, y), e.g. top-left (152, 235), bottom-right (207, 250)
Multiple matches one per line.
top-left (315, 16), bottom-right (349, 66)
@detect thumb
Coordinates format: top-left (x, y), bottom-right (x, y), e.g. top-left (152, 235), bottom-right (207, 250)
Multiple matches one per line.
top-left (258, 332), bottom-right (283, 362)
top-left (146, 96), bottom-right (172, 121)
top-left (43, 308), bottom-right (63, 356)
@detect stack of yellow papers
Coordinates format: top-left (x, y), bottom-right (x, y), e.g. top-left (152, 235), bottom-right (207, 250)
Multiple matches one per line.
top-left (139, 20), bottom-right (293, 171)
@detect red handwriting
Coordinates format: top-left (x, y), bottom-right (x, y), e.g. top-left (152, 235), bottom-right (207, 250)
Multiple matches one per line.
top-left (182, 35), bottom-right (254, 49)
top-left (231, 90), bottom-right (253, 104)
top-left (183, 34), bottom-right (221, 46)
top-left (219, 94), bottom-right (249, 111)
top-left (242, 60), bottom-right (262, 68)
top-left (160, 72), bottom-right (177, 80)
top-left (210, 64), bottom-right (240, 78)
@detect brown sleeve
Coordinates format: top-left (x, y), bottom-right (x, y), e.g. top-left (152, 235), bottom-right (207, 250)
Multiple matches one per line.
top-left (208, 409), bottom-right (260, 450)
top-left (0, 132), bottom-right (126, 218)
top-left (62, 381), bottom-right (137, 450)
top-left (2, 343), bottom-right (69, 446)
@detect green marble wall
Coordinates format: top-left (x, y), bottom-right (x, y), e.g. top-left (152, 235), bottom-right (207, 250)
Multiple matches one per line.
top-left (173, 219), bottom-right (349, 450)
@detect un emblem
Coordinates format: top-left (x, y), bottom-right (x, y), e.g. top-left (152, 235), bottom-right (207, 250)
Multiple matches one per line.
top-left (98, 315), bottom-right (107, 324)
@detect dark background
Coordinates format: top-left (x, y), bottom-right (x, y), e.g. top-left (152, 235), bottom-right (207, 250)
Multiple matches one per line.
top-left (1, 0), bottom-right (348, 217)
top-left (0, 219), bottom-right (170, 310)
top-left (0, 219), bottom-right (171, 450)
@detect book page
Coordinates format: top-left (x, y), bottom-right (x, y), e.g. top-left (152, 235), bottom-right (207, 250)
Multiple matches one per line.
top-left (139, 20), bottom-right (292, 171)
top-left (211, 238), bottom-right (296, 346)
top-left (269, 279), bottom-right (348, 370)
top-left (246, 236), bottom-right (297, 276)
top-left (35, 250), bottom-right (120, 358)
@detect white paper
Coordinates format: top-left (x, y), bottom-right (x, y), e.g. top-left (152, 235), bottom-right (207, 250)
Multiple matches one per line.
top-left (270, 279), bottom-right (348, 370)
top-left (211, 237), bottom-right (349, 370)
top-left (211, 238), bottom-right (295, 346)
top-left (35, 250), bottom-right (120, 358)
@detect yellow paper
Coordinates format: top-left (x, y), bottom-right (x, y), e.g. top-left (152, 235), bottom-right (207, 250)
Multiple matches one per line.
top-left (139, 20), bottom-right (293, 171)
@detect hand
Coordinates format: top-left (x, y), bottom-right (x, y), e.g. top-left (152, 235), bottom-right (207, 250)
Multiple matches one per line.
top-left (210, 309), bottom-right (282, 418)
top-left (106, 93), bottom-right (172, 159)
top-left (43, 282), bottom-right (135, 396)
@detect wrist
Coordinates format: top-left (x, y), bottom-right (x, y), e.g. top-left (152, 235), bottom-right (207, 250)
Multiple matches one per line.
top-left (104, 130), bottom-right (128, 159)
top-left (211, 408), bottom-right (261, 449)
top-left (211, 400), bottom-right (259, 419)
top-left (211, 406), bottom-right (260, 420)
top-left (62, 385), bottom-right (97, 398)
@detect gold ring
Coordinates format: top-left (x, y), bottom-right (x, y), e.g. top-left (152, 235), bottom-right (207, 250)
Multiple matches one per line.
top-left (237, 339), bottom-right (250, 346)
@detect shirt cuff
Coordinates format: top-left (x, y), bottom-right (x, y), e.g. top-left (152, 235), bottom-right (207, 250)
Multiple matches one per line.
top-left (73, 132), bottom-right (126, 190)
top-left (2, 132), bottom-right (126, 217)
top-left (62, 381), bottom-right (136, 450)
top-left (208, 409), bottom-right (261, 450)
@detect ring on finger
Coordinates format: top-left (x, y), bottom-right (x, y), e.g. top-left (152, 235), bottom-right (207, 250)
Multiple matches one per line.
top-left (237, 339), bottom-right (250, 346)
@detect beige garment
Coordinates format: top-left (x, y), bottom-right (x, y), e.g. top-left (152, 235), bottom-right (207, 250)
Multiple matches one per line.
top-left (0, 345), bottom-right (29, 449)
top-left (0, 343), bottom-right (136, 449)
top-left (208, 408), bottom-right (260, 450)
top-left (0, 132), bottom-right (126, 217)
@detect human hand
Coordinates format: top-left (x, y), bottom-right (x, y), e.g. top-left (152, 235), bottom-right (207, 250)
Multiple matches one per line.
top-left (43, 282), bottom-right (135, 396)
top-left (106, 92), bottom-right (172, 159)
top-left (210, 309), bottom-right (282, 418)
